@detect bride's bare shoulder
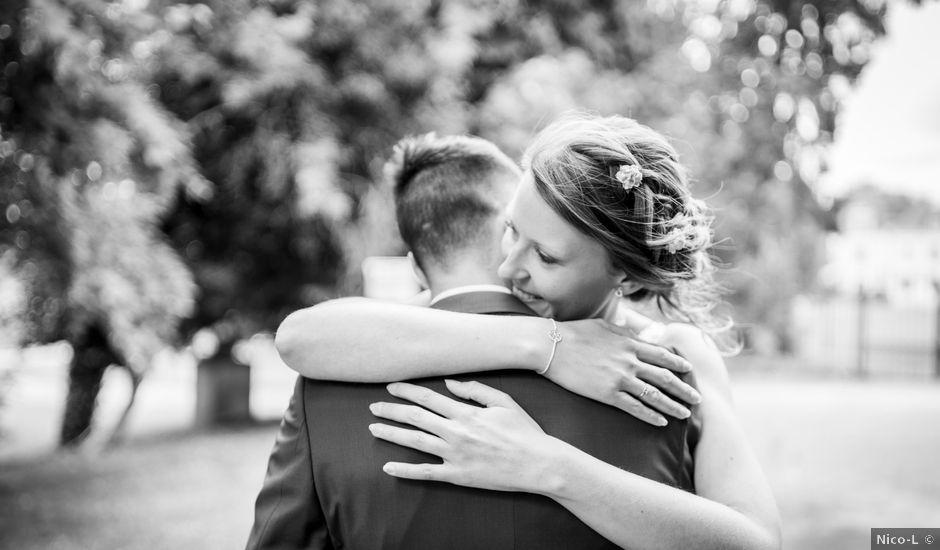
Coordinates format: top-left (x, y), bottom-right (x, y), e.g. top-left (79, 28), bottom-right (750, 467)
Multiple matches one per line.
top-left (617, 304), bottom-right (702, 346)
top-left (658, 323), bottom-right (734, 397)
top-left (660, 322), bottom-right (716, 350)
top-left (615, 301), bottom-right (669, 332)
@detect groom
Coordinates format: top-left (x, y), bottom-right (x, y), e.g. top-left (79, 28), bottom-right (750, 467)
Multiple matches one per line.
top-left (247, 134), bottom-right (698, 549)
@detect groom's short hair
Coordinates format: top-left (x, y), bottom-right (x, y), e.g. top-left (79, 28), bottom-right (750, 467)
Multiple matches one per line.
top-left (385, 133), bottom-right (521, 269)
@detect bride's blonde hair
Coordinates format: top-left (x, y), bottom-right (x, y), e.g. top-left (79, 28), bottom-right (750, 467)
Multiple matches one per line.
top-left (522, 113), bottom-right (734, 348)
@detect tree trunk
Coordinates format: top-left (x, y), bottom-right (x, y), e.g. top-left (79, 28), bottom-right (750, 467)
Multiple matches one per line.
top-left (104, 367), bottom-right (144, 447)
top-left (194, 342), bottom-right (252, 427)
top-left (60, 324), bottom-right (120, 447)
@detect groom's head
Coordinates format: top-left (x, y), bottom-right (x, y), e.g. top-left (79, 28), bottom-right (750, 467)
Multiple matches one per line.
top-left (386, 133), bottom-right (521, 293)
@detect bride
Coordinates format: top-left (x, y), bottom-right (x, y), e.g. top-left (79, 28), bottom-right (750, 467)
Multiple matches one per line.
top-left (276, 113), bottom-right (781, 549)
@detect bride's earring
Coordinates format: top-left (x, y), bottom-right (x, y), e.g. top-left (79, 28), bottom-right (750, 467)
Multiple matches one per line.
top-left (615, 287), bottom-right (624, 298)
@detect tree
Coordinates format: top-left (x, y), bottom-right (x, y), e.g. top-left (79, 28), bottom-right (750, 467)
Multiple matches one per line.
top-left (668, 0), bottom-right (907, 349)
top-left (150, 0), bottom-right (481, 423)
top-left (463, 0), bottom-right (903, 349)
top-left (0, 0), bottom-right (201, 445)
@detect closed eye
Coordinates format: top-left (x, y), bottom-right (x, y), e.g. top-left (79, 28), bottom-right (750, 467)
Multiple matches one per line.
top-left (536, 248), bottom-right (558, 265)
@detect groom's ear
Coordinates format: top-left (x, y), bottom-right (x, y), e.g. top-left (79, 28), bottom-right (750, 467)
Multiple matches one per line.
top-left (408, 252), bottom-right (430, 290)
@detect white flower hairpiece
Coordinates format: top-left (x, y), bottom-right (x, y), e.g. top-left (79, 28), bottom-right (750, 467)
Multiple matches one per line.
top-left (614, 164), bottom-right (643, 191)
top-left (664, 227), bottom-right (688, 254)
top-left (661, 212), bottom-right (707, 254)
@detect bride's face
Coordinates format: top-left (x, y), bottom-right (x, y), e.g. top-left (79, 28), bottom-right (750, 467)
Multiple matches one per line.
top-left (497, 172), bottom-right (626, 321)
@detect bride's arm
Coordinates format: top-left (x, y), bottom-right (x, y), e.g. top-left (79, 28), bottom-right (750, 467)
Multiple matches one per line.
top-left (369, 324), bottom-right (780, 550)
top-left (535, 325), bottom-right (781, 549)
top-left (275, 297), bottom-right (700, 424)
top-left (275, 297), bottom-right (548, 381)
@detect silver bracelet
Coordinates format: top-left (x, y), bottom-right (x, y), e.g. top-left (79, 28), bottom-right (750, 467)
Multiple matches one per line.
top-left (537, 319), bottom-right (563, 375)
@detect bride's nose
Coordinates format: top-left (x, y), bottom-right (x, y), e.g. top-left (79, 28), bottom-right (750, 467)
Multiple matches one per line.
top-left (497, 244), bottom-right (526, 281)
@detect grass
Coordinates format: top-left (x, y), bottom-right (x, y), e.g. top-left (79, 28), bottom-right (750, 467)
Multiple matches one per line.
top-left (732, 375), bottom-right (940, 549)
top-left (1, 372), bottom-right (938, 550)
top-left (0, 425), bottom-right (278, 550)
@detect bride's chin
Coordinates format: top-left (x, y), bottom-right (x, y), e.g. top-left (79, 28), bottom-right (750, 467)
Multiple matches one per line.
top-left (526, 300), bottom-right (554, 319)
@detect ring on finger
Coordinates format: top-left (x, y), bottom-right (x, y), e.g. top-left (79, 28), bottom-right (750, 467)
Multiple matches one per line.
top-left (638, 383), bottom-right (654, 399)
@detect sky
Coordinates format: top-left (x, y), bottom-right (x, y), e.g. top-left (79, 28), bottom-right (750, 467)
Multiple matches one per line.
top-left (821, 0), bottom-right (940, 205)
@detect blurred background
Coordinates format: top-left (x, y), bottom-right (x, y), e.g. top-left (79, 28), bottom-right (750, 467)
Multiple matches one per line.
top-left (1, 0), bottom-right (938, 548)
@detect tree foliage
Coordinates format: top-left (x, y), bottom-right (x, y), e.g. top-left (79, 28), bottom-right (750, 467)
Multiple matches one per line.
top-left (1, 0), bottom-right (199, 369)
top-left (459, 0), bottom-right (910, 345)
top-left (671, 0), bottom-right (902, 346)
top-left (151, 0), bottom-right (515, 345)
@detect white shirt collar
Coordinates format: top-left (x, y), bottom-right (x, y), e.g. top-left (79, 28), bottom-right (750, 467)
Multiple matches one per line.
top-left (429, 284), bottom-right (512, 305)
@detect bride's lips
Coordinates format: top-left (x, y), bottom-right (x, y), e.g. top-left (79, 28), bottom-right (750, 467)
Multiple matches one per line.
top-left (511, 286), bottom-right (543, 302)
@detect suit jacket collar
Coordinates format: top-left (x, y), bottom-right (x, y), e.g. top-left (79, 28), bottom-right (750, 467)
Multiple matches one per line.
top-left (429, 291), bottom-right (536, 316)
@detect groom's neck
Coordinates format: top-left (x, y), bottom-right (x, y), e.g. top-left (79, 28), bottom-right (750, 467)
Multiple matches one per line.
top-left (426, 269), bottom-right (506, 299)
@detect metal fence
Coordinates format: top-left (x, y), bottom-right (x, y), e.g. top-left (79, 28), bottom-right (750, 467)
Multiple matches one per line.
top-left (791, 294), bottom-right (940, 378)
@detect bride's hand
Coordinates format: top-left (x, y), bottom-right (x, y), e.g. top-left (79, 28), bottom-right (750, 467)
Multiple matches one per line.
top-left (368, 380), bottom-right (562, 493)
top-left (545, 319), bottom-right (701, 426)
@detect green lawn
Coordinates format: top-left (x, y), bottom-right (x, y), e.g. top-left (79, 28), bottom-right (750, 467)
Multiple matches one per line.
top-left (1, 373), bottom-right (938, 550)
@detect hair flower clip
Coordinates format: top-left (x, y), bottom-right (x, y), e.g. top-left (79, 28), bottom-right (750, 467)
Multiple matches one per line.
top-left (662, 213), bottom-right (700, 254)
top-left (615, 164), bottom-right (643, 191)
top-left (664, 228), bottom-right (687, 254)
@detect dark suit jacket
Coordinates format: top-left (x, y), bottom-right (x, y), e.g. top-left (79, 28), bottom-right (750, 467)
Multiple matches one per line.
top-left (247, 291), bottom-right (699, 550)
